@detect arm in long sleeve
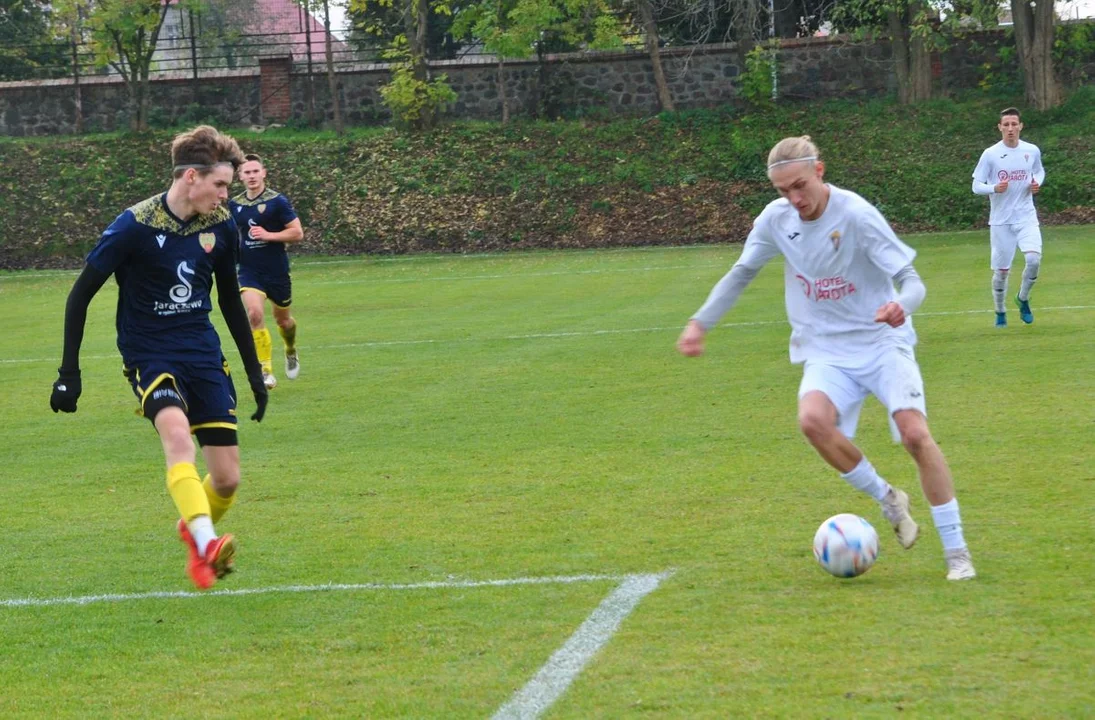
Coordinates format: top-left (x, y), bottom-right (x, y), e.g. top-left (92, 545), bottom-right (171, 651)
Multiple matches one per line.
top-left (60, 265), bottom-right (110, 371)
top-left (972, 152), bottom-right (996, 195)
top-left (691, 263), bottom-right (761, 330)
top-left (1032, 151), bottom-right (1045, 186)
top-left (893, 265), bottom-right (926, 315)
top-left (214, 253), bottom-right (263, 383)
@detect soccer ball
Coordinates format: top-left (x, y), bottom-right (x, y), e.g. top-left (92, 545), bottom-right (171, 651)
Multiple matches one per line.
top-left (813, 513), bottom-right (880, 578)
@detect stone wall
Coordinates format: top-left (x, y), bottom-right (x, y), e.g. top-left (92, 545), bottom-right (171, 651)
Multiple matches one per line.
top-left (0, 71), bottom-right (261, 135)
top-left (286, 38), bottom-right (898, 126)
top-left (0, 25), bottom-right (1091, 136)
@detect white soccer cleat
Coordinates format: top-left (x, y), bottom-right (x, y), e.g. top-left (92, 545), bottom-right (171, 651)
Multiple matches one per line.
top-left (285, 351), bottom-right (300, 380)
top-left (945, 547), bottom-right (977, 581)
top-left (263, 371), bottom-right (277, 389)
top-left (881, 488), bottom-right (920, 549)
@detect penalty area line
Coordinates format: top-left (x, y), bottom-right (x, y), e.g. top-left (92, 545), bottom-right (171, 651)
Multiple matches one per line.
top-left (0, 572), bottom-right (657, 609)
top-left (493, 570), bottom-right (674, 720)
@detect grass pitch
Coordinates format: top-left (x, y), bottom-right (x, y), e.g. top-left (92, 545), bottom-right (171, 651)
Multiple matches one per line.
top-left (1, 226), bottom-right (1093, 718)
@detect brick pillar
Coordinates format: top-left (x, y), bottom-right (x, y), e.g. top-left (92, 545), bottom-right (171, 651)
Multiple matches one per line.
top-left (259, 55), bottom-right (293, 123)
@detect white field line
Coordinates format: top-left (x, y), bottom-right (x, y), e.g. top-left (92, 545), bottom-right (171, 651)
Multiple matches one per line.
top-left (309, 264), bottom-right (713, 285)
top-left (0, 572), bottom-right (646, 609)
top-left (0, 263), bottom-right (726, 286)
top-left (2, 305), bottom-right (1093, 366)
top-left (492, 571), bottom-right (673, 720)
top-left (0, 229), bottom-right (1013, 281)
top-left (14, 225), bottom-right (1094, 281)
top-left (0, 245), bottom-right (741, 281)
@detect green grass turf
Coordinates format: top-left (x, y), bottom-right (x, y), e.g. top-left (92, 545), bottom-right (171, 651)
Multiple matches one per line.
top-left (1, 226), bottom-right (1093, 717)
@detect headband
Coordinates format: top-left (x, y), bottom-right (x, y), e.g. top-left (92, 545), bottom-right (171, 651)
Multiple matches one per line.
top-left (766, 155), bottom-right (818, 170)
top-left (173, 161), bottom-right (235, 172)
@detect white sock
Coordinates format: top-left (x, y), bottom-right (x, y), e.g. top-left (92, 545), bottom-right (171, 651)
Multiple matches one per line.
top-left (187, 515), bottom-right (217, 557)
top-left (840, 457), bottom-right (892, 503)
top-left (992, 269), bottom-right (1008, 313)
top-left (1019, 253), bottom-right (1040, 302)
top-left (930, 499), bottom-right (966, 552)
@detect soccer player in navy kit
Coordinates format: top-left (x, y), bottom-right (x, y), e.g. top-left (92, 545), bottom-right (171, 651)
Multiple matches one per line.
top-left (230, 154), bottom-right (304, 389)
top-left (50, 126), bottom-right (268, 590)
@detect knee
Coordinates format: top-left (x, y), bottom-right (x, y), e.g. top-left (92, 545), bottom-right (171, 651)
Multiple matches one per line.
top-left (161, 424), bottom-right (195, 458)
top-left (210, 469), bottom-right (240, 495)
top-left (247, 306), bottom-right (265, 328)
top-left (799, 410), bottom-right (836, 445)
top-left (993, 268), bottom-right (1009, 281)
top-left (276, 315), bottom-right (294, 330)
top-left (900, 424), bottom-right (934, 456)
top-left (1024, 253), bottom-right (1041, 276)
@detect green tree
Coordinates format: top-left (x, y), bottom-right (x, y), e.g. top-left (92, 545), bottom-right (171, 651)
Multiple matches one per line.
top-left (0, 0), bottom-right (69, 80)
top-left (354, 0), bottom-right (458, 129)
top-left (450, 0), bottom-right (624, 123)
top-left (830, 0), bottom-right (996, 105)
top-left (52, 0), bottom-right (176, 130)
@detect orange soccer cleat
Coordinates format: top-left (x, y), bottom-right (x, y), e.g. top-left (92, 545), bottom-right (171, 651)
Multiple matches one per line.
top-left (205, 533), bottom-right (237, 579)
top-left (177, 518), bottom-right (216, 590)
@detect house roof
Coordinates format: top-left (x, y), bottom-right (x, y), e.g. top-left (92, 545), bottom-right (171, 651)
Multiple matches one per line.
top-left (247, 0), bottom-right (350, 60)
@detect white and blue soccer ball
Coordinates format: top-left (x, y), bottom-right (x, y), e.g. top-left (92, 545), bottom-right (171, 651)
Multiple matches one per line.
top-left (813, 513), bottom-right (880, 578)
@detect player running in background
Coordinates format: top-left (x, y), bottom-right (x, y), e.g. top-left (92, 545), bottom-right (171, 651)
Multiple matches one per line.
top-left (677, 135), bottom-right (975, 581)
top-left (972, 107), bottom-right (1045, 327)
top-left (229, 154), bottom-right (305, 389)
top-left (50, 125), bottom-right (268, 590)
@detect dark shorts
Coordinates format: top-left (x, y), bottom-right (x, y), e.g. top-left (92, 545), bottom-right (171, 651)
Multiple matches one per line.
top-left (123, 358), bottom-right (238, 443)
top-left (239, 267), bottom-right (292, 308)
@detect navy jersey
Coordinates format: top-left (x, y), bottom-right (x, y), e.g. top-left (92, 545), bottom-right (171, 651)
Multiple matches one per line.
top-left (86, 194), bottom-right (239, 367)
top-left (229, 188), bottom-right (298, 278)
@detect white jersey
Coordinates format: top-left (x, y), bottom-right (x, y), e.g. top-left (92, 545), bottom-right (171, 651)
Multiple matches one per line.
top-left (738, 185), bottom-right (917, 365)
top-left (972, 140), bottom-right (1045, 226)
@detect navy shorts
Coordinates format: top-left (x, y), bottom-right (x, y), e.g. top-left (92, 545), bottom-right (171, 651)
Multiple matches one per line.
top-left (123, 358), bottom-right (238, 433)
top-left (239, 267), bottom-right (292, 308)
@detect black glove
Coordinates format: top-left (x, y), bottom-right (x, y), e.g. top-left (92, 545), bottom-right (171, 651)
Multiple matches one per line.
top-left (51, 368), bottom-right (82, 413)
top-left (248, 374), bottom-right (268, 422)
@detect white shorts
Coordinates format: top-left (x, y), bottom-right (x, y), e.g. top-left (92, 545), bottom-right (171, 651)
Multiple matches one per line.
top-left (798, 345), bottom-right (927, 442)
top-left (991, 223), bottom-right (1043, 270)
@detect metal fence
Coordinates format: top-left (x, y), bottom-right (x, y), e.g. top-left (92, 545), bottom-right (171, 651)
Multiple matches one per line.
top-left (0, 4), bottom-right (654, 84)
top-left (0, 6), bottom-right (376, 84)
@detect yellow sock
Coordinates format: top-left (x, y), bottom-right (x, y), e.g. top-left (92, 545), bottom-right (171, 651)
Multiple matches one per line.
top-left (278, 321), bottom-right (297, 354)
top-left (253, 328), bottom-right (273, 374)
top-left (167, 462), bottom-right (211, 522)
top-left (202, 474), bottom-right (237, 524)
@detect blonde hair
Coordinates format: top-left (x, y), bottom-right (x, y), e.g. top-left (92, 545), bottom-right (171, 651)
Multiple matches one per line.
top-left (767, 136), bottom-right (820, 172)
top-left (171, 125), bottom-right (245, 178)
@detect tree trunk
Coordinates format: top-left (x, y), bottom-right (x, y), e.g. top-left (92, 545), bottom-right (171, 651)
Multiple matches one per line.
top-left (303, 0), bottom-right (316, 127)
top-left (733, 0), bottom-right (760, 70)
top-left (887, 3), bottom-right (931, 105)
top-left (886, 10), bottom-right (911, 104)
top-left (138, 69), bottom-right (150, 131)
top-left (403, 0), bottom-right (433, 128)
top-left (322, 0), bottom-right (343, 134)
top-left (405, 0), bottom-right (429, 83)
top-left (135, 5), bottom-right (172, 131)
top-left (1010, 0), bottom-right (1061, 110)
top-left (70, 33), bottom-right (83, 134)
top-left (637, 0), bottom-right (674, 112)
top-left (907, 14), bottom-right (931, 101)
top-left (497, 57), bottom-right (509, 124)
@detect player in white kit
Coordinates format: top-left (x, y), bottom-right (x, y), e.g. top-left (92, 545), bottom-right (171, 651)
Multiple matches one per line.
top-left (677, 136), bottom-right (975, 580)
top-left (972, 107), bottom-right (1045, 327)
